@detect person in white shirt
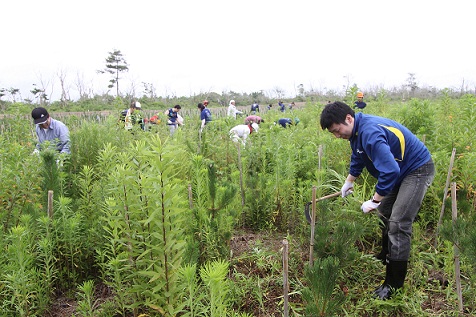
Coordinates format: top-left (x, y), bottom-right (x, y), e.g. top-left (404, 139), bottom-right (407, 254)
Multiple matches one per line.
top-left (227, 100), bottom-right (243, 119)
top-left (229, 122), bottom-right (259, 146)
top-left (124, 101), bottom-right (143, 130)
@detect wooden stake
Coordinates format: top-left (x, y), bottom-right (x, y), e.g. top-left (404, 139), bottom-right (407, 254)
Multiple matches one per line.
top-left (318, 144), bottom-right (323, 170)
top-left (282, 239), bottom-right (289, 317)
top-left (437, 148), bottom-right (457, 233)
top-left (198, 130), bottom-right (202, 153)
top-left (47, 190), bottom-right (54, 219)
top-left (237, 143), bottom-right (245, 207)
top-left (187, 184), bottom-right (193, 209)
top-left (312, 191), bottom-right (341, 203)
top-left (309, 186), bottom-right (317, 266)
top-left (451, 182), bottom-right (464, 312)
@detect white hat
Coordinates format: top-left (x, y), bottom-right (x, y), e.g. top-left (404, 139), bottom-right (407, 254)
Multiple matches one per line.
top-left (251, 122), bottom-right (259, 132)
top-left (135, 101), bottom-right (142, 109)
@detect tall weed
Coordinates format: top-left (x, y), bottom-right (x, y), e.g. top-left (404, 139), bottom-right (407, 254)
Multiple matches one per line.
top-left (0, 221), bottom-right (39, 316)
top-left (97, 135), bottom-right (190, 316)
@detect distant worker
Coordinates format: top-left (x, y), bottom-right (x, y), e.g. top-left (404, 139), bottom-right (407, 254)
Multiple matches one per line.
top-left (164, 105), bottom-right (183, 135)
top-left (198, 102), bottom-right (212, 133)
top-left (31, 107), bottom-right (71, 154)
top-left (229, 122), bottom-right (259, 146)
top-left (227, 100), bottom-right (243, 119)
top-left (250, 101), bottom-right (260, 114)
top-left (124, 101), bottom-right (144, 131)
top-left (267, 104), bottom-right (273, 110)
top-left (354, 92), bottom-right (367, 109)
top-left (288, 101), bottom-right (295, 110)
top-left (276, 117), bottom-right (300, 128)
top-left (244, 115), bottom-right (264, 125)
top-left (148, 111), bottom-right (161, 125)
top-left (279, 101), bottom-right (286, 112)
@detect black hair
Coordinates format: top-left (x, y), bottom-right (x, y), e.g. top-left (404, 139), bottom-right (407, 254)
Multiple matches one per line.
top-left (174, 105), bottom-right (181, 110)
top-left (197, 103), bottom-right (205, 110)
top-left (320, 101), bottom-right (355, 130)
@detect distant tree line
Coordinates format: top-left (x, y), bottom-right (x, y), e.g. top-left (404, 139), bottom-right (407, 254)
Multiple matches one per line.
top-left (1, 47), bottom-right (474, 114)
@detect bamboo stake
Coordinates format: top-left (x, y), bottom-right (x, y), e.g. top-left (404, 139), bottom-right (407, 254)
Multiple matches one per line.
top-left (318, 144), bottom-right (323, 170)
top-left (198, 132), bottom-right (201, 153)
top-left (187, 184), bottom-right (193, 209)
top-left (237, 143), bottom-right (246, 227)
top-left (437, 148), bottom-right (457, 233)
top-left (282, 239), bottom-right (289, 317)
top-left (47, 190), bottom-right (54, 219)
top-left (309, 186), bottom-right (317, 266)
top-left (312, 191), bottom-right (341, 203)
top-left (451, 182), bottom-right (464, 312)
top-left (237, 143), bottom-right (245, 208)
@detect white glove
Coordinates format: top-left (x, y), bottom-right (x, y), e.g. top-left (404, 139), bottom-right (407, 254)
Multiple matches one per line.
top-left (341, 181), bottom-right (354, 197)
top-left (32, 148), bottom-right (40, 155)
top-left (361, 200), bottom-right (381, 213)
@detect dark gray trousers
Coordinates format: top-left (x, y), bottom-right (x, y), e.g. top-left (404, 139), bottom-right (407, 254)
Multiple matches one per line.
top-left (378, 159), bottom-right (435, 261)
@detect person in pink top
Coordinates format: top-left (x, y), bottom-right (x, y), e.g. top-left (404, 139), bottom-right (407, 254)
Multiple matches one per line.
top-left (244, 115), bottom-right (264, 125)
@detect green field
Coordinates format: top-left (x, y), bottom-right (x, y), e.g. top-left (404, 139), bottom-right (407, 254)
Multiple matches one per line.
top-left (1, 95), bottom-right (475, 316)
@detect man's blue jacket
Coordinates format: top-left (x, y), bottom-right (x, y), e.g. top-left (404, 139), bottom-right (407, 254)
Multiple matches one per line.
top-left (349, 112), bottom-right (431, 196)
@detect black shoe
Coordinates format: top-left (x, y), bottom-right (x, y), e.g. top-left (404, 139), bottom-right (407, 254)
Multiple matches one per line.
top-left (373, 284), bottom-right (393, 300)
top-left (372, 260), bottom-right (408, 300)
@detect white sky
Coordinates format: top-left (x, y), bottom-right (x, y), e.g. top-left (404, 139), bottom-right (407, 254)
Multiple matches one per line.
top-left (1, 0), bottom-right (475, 101)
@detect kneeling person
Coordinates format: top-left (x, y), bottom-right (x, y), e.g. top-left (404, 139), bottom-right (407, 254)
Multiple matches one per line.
top-left (229, 122), bottom-right (259, 146)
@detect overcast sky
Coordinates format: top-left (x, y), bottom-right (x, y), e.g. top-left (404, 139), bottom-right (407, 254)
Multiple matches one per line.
top-left (1, 0), bottom-right (475, 101)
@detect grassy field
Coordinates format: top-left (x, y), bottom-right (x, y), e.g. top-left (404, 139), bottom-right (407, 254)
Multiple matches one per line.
top-left (1, 96), bottom-right (475, 316)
